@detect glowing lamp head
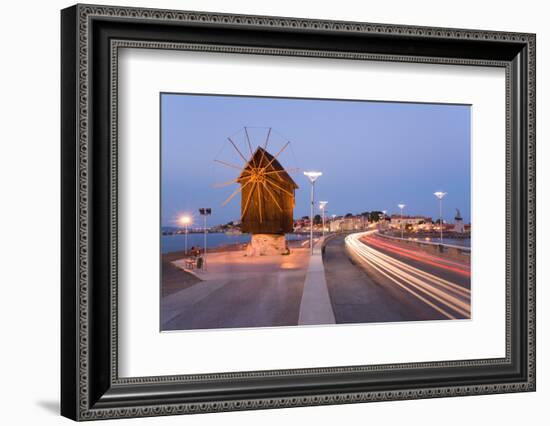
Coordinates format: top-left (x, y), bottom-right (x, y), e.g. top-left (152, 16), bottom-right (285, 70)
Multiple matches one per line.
top-left (319, 201), bottom-right (328, 210)
top-left (434, 191), bottom-right (447, 200)
top-left (398, 204), bottom-right (406, 210)
top-left (179, 215), bottom-right (192, 226)
top-left (303, 171), bottom-right (322, 183)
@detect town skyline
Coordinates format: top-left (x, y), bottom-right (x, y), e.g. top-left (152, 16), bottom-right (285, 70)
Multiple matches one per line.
top-left (161, 93), bottom-right (471, 227)
top-left (162, 209), bottom-right (469, 231)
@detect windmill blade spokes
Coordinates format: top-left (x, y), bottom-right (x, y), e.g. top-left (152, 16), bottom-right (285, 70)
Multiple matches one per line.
top-left (227, 136), bottom-right (249, 164)
top-left (262, 168), bottom-right (300, 184)
top-left (264, 127), bottom-right (272, 150)
top-left (263, 181), bottom-right (283, 212)
top-left (263, 141), bottom-right (290, 170)
top-left (222, 180), bottom-right (251, 207)
top-left (221, 186), bottom-right (242, 207)
top-left (244, 127), bottom-right (256, 167)
top-left (265, 176), bottom-right (294, 197)
top-left (214, 159), bottom-right (244, 170)
top-left (256, 182), bottom-right (263, 223)
top-left (257, 144), bottom-right (267, 169)
top-left (213, 178), bottom-right (241, 188)
top-left (281, 167), bottom-right (299, 173)
top-left (241, 182), bottom-right (256, 220)
top-left (264, 167), bottom-right (284, 181)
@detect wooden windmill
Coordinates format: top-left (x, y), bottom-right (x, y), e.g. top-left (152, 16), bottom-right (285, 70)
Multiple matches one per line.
top-left (215, 128), bottom-right (299, 255)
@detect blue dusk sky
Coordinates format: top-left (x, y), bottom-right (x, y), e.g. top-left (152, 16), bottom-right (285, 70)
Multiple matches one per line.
top-left (161, 93), bottom-right (471, 228)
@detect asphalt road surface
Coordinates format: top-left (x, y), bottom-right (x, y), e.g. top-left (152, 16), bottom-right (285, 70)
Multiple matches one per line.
top-left (323, 232), bottom-right (471, 323)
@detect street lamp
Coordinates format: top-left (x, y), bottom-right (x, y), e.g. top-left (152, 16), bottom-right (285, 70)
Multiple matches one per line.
top-left (319, 201), bottom-right (328, 238)
top-left (304, 171), bottom-right (322, 254)
top-left (378, 210), bottom-right (387, 230)
top-left (397, 203), bottom-right (406, 239)
top-left (178, 214), bottom-right (192, 254)
top-left (434, 191), bottom-right (447, 243)
top-left (198, 208), bottom-right (211, 269)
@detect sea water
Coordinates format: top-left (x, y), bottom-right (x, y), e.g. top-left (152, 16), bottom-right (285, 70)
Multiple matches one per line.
top-left (161, 232), bottom-right (308, 254)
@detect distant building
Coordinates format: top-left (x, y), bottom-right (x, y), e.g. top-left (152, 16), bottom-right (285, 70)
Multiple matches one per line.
top-left (328, 216), bottom-right (342, 232)
top-left (390, 215), bottom-right (432, 229)
top-left (293, 217), bottom-right (310, 232)
top-left (329, 215), bottom-right (366, 232)
top-left (453, 208), bottom-right (465, 233)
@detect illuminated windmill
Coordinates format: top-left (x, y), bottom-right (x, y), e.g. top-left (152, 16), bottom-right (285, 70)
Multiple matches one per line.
top-left (215, 127), bottom-right (298, 255)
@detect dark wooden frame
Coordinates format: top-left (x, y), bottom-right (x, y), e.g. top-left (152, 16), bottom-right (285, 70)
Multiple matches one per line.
top-left (61, 4), bottom-right (536, 421)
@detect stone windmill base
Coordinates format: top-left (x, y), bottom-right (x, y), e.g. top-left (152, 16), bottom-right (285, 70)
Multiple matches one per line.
top-left (245, 234), bottom-right (289, 256)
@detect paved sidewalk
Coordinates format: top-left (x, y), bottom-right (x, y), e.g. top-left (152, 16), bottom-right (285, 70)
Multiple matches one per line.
top-left (161, 248), bottom-right (310, 331)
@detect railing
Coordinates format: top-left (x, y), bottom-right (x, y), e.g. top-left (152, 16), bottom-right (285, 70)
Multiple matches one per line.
top-left (376, 232), bottom-right (470, 259)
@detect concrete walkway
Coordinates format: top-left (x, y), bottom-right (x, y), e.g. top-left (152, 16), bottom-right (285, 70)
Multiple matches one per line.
top-left (298, 238), bottom-right (336, 325)
top-left (161, 248), bottom-right (309, 330)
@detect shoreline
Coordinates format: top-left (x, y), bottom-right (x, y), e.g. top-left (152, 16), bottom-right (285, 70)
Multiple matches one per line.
top-left (162, 233), bottom-right (312, 256)
top-left (163, 231), bottom-right (470, 257)
top-left (163, 238), bottom-right (310, 259)
top-left (164, 242), bottom-right (246, 259)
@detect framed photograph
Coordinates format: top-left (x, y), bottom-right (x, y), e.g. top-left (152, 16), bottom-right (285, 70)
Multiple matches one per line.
top-left (61, 4), bottom-right (536, 421)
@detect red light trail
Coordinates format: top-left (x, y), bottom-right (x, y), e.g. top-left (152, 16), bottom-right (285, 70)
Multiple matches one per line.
top-left (361, 235), bottom-right (471, 277)
top-left (345, 231), bottom-right (470, 320)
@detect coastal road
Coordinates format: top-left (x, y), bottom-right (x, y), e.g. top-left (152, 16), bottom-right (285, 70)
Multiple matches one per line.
top-left (323, 232), bottom-right (470, 323)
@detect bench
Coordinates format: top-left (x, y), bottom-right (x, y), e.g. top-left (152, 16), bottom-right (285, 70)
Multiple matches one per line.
top-left (184, 258), bottom-right (197, 270)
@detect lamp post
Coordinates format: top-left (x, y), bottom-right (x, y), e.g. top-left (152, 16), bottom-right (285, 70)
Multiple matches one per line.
top-left (319, 201), bottom-right (328, 238)
top-left (198, 208), bottom-right (211, 269)
top-left (179, 215), bottom-right (192, 254)
top-left (304, 171), bottom-right (322, 254)
top-left (398, 204), bottom-right (406, 239)
top-left (434, 191), bottom-right (447, 243)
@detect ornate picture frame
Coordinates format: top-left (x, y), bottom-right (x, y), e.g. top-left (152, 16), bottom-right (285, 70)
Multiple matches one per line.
top-left (61, 4), bottom-right (535, 421)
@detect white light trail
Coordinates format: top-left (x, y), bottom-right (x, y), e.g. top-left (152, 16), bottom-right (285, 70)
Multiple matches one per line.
top-left (345, 231), bottom-right (470, 319)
